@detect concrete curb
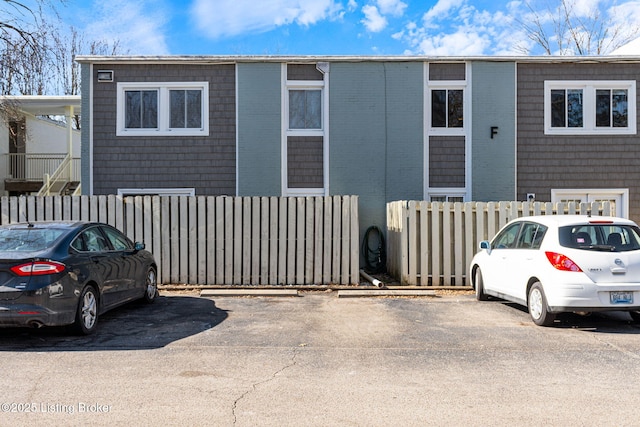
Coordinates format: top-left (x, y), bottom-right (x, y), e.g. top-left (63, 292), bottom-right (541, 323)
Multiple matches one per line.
top-left (337, 289), bottom-right (437, 298)
top-left (200, 289), bottom-right (300, 297)
top-left (198, 288), bottom-right (439, 298)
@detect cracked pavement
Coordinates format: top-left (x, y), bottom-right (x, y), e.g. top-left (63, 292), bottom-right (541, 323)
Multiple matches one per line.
top-left (2, 291), bottom-right (640, 425)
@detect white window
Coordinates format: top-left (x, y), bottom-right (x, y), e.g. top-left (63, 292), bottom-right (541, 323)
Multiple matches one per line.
top-left (428, 192), bottom-right (466, 203)
top-left (117, 82), bottom-right (209, 136)
top-left (544, 81), bottom-right (636, 135)
top-left (427, 80), bottom-right (468, 135)
top-left (551, 189), bottom-right (628, 218)
top-left (431, 88), bottom-right (463, 128)
top-left (282, 65), bottom-right (328, 196)
top-left (117, 188), bottom-right (196, 196)
top-left (286, 81), bottom-right (324, 135)
top-left (289, 89), bottom-right (322, 130)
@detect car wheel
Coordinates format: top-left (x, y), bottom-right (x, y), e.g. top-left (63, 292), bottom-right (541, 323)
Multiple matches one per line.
top-left (630, 311), bottom-right (640, 323)
top-left (528, 282), bottom-right (555, 326)
top-left (474, 268), bottom-right (489, 301)
top-left (143, 267), bottom-right (158, 304)
top-left (74, 286), bottom-right (99, 335)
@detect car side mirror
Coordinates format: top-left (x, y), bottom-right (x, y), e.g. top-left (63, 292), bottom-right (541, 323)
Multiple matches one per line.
top-left (479, 240), bottom-right (491, 254)
top-left (134, 242), bottom-right (146, 251)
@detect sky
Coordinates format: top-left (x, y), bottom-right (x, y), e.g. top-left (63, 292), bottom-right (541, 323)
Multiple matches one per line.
top-left (53, 0), bottom-right (640, 56)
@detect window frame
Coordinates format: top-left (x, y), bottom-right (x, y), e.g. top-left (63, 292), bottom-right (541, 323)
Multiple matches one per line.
top-left (116, 82), bottom-right (209, 137)
top-left (117, 188), bottom-right (196, 197)
top-left (427, 80), bottom-right (467, 135)
top-left (285, 80), bottom-right (325, 135)
top-left (544, 80), bottom-right (636, 135)
top-left (282, 65), bottom-right (329, 197)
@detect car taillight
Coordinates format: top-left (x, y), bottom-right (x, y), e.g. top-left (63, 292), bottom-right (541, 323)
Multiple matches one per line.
top-left (10, 261), bottom-right (66, 276)
top-left (545, 252), bottom-right (582, 272)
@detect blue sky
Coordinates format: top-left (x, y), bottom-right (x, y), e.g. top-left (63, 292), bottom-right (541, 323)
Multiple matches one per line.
top-left (57, 0), bottom-right (640, 56)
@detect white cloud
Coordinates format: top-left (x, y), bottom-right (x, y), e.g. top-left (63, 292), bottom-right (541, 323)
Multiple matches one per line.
top-left (422, 0), bottom-right (466, 26)
top-left (416, 30), bottom-right (490, 56)
top-left (82, 0), bottom-right (170, 55)
top-left (361, 5), bottom-right (388, 32)
top-left (190, 0), bottom-right (344, 39)
top-left (376, 0), bottom-right (408, 17)
top-left (395, 0), bottom-right (531, 55)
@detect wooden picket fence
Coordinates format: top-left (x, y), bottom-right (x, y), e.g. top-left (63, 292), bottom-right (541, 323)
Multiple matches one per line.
top-left (386, 200), bottom-right (614, 286)
top-left (0, 195), bottom-right (360, 286)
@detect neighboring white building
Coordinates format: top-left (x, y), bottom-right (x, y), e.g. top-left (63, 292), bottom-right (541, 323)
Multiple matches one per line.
top-left (0, 96), bottom-right (81, 195)
top-left (611, 37), bottom-right (640, 55)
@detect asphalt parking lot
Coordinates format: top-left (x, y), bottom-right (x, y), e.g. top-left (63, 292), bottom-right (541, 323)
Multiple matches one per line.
top-left (2, 290), bottom-right (640, 426)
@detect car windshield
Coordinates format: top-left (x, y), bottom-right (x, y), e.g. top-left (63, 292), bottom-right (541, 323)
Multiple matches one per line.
top-left (0, 228), bottom-right (65, 252)
top-left (559, 224), bottom-right (640, 252)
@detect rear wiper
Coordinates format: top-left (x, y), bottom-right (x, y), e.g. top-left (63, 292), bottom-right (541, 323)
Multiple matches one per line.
top-left (585, 244), bottom-right (616, 252)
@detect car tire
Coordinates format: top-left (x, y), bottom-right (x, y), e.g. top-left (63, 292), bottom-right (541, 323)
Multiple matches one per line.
top-left (142, 267), bottom-right (158, 304)
top-left (528, 282), bottom-right (555, 326)
top-left (630, 311), bottom-right (640, 323)
top-left (474, 268), bottom-right (489, 301)
top-left (74, 286), bottom-right (99, 335)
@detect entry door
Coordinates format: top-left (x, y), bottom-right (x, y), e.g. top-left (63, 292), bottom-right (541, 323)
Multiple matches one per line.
top-left (551, 190), bottom-right (626, 217)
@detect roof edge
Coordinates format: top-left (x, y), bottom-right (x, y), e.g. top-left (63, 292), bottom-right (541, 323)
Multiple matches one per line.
top-left (74, 54), bottom-right (640, 64)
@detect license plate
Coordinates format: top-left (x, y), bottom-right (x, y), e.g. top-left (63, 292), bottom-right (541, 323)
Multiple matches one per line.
top-left (610, 291), bottom-right (634, 304)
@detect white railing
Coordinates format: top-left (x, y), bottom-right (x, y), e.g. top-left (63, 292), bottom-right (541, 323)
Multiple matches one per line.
top-left (387, 200), bottom-right (615, 287)
top-left (0, 195), bottom-right (360, 286)
top-left (37, 155), bottom-right (81, 196)
top-left (5, 153), bottom-right (66, 181)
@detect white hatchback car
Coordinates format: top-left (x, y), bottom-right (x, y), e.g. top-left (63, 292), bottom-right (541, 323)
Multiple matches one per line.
top-left (469, 215), bottom-right (640, 326)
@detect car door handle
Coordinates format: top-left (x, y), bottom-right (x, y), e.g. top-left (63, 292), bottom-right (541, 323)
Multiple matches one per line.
top-left (90, 255), bottom-right (107, 263)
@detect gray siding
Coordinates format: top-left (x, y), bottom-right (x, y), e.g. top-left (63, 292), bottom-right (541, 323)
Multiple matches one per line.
top-left (471, 61), bottom-right (516, 201)
top-left (429, 63), bottom-right (465, 81)
top-left (287, 136), bottom-right (323, 188)
top-left (90, 64), bottom-right (236, 195)
top-left (330, 62), bottom-right (423, 233)
top-left (237, 63), bottom-right (282, 196)
top-left (429, 136), bottom-right (465, 187)
top-left (517, 63), bottom-right (640, 221)
top-left (287, 64), bottom-right (323, 81)
top-left (81, 64), bottom-right (91, 194)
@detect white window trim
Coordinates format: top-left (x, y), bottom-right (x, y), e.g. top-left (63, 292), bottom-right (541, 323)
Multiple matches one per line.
top-left (544, 80), bottom-right (636, 135)
top-left (286, 80), bottom-right (325, 134)
top-left (427, 80), bottom-right (468, 136)
top-left (426, 189), bottom-right (468, 202)
top-left (117, 188), bottom-right (196, 197)
top-left (424, 63), bottom-right (472, 201)
top-left (116, 82), bottom-right (209, 137)
top-left (551, 188), bottom-right (629, 218)
top-left (281, 65), bottom-right (329, 197)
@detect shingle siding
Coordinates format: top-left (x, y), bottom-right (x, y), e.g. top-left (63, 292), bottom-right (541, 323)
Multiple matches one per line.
top-left (517, 63), bottom-right (640, 220)
top-left (91, 63), bottom-right (236, 195)
top-left (287, 136), bottom-right (323, 188)
top-left (287, 64), bottom-right (323, 81)
top-left (429, 63), bottom-right (465, 81)
top-left (429, 136), bottom-right (465, 187)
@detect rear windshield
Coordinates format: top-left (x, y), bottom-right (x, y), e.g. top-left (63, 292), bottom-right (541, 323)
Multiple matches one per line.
top-left (559, 224), bottom-right (640, 252)
top-left (0, 228), bottom-right (65, 252)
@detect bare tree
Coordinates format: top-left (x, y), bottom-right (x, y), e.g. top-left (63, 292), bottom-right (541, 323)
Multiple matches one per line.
top-left (1, 1), bottom-right (125, 128)
top-left (515, 0), bottom-right (639, 55)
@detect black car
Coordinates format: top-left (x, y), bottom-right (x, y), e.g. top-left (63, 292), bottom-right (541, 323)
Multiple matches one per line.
top-left (0, 221), bottom-right (157, 334)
